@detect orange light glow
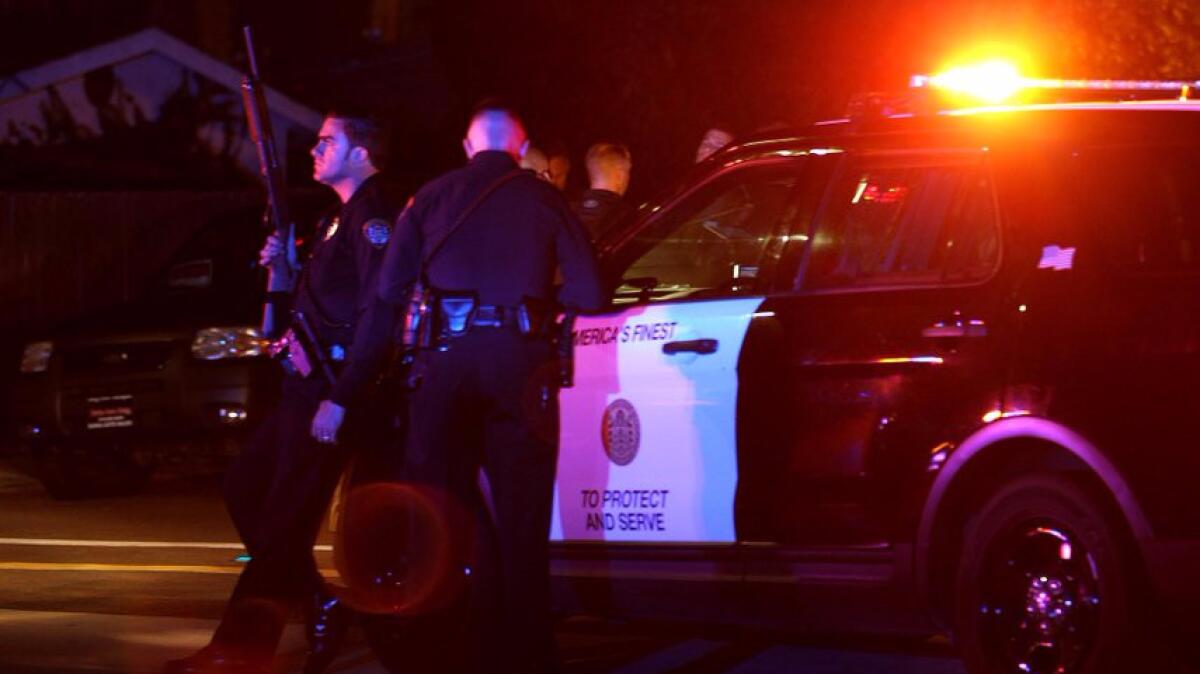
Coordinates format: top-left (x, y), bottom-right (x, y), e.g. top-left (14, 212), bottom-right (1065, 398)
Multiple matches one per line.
top-left (982, 409), bottom-right (1032, 424)
top-left (913, 57), bottom-right (1200, 105)
top-left (920, 60), bottom-right (1024, 104)
top-left (875, 356), bottom-right (945, 365)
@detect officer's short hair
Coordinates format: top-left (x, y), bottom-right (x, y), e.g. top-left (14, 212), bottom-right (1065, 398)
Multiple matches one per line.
top-left (586, 142), bottom-right (631, 174)
top-left (467, 98), bottom-right (527, 135)
top-left (326, 109), bottom-right (392, 171)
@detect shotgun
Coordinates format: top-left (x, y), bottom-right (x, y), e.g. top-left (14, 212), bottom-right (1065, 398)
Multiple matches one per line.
top-left (240, 25), bottom-right (293, 338)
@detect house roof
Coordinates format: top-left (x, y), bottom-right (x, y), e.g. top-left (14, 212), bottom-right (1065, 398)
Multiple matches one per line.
top-left (0, 27), bottom-right (321, 131)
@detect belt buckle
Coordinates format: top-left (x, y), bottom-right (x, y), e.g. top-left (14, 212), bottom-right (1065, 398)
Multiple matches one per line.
top-left (439, 295), bottom-right (478, 336)
top-left (474, 305), bottom-right (502, 328)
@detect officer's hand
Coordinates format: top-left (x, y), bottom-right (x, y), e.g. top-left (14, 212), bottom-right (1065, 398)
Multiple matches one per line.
top-left (258, 224), bottom-right (299, 270)
top-left (258, 233), bottom-right (283, 267)
top-left (311, 399), bottom-right (346, 445)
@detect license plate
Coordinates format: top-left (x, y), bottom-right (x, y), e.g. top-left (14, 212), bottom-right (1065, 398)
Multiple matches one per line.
top-left (86, 394), bottom-right (134, 430)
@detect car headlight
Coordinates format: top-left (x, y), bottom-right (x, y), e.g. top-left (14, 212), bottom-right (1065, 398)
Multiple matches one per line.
top-left (191, 327), bottom-right (266, 360)
top-left (19, 341), bottom-right (53, 373)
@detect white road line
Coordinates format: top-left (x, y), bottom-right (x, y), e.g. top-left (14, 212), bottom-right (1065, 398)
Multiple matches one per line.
top-left (0, 562), bottom-right (341, 576)
top-left (0, 562), bottom-right (244, 575)
top-left (0, 537), bottom-right (332, 551)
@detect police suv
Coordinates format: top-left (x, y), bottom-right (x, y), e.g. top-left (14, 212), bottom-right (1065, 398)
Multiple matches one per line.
top-left (549, 73), bottom-right (1200, 674)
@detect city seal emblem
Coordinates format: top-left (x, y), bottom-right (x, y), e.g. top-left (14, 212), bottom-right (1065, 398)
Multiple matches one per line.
top-left (601, 398), bottom-right (640, 466)
top-left (362, 218), bottom-right (391, 249)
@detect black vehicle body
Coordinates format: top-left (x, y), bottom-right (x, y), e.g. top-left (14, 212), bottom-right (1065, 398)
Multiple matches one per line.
top-left (550, 102), bottom-right (1200, 671)
top-left (8, 203), bottom-right (327, 497)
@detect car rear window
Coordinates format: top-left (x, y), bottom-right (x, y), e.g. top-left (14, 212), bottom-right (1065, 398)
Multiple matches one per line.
top-left (802, 152), bottom-right (999, 290)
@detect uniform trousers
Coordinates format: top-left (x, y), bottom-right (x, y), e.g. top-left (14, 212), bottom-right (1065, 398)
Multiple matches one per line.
top-left (403, 327), bottom-right (560, 674)
top-left (212, 373), bottom-right (352, 658)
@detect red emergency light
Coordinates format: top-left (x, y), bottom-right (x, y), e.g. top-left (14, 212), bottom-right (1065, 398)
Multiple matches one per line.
top-left (910, 60), bottom-right (1200, 103)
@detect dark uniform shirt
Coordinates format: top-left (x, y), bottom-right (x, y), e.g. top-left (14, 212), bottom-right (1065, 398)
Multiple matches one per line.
top-left (571, 188), bottom-right (630, 241)
top-left (379, 151), bottom-right (603, 312)
top-left (292, 174), bottom-right (399, 407)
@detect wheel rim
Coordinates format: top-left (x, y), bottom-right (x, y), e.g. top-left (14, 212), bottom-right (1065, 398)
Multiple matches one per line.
top-left (975, 522), bottom-right (1102, 674)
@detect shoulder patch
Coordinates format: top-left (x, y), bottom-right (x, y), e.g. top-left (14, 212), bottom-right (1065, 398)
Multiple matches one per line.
top-left (362, 218), bottom-right (391, 248)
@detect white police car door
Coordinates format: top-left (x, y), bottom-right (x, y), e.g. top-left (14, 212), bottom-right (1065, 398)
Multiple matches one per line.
top-left (552, 159), bottom-right (807, 544)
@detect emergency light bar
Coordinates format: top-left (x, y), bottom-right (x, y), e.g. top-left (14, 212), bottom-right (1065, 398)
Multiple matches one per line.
top-left (910, 61), bottom-right (1200, 103)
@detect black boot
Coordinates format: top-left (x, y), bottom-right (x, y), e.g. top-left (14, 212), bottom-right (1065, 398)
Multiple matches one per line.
top-left (302, 587), bottom-right (352, 674)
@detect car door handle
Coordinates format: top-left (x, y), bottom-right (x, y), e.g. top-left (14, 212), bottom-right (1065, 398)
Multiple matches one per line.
top-left (663, 339), bottom-right (719, 355)
top-left (921, 319), bottom-right (987, 339)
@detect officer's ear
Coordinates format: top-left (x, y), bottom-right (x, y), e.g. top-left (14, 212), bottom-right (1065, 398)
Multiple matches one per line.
top-left (349, 146), bottom-right (370, 167)
top-left (518, 139), bottom-right (530, 159)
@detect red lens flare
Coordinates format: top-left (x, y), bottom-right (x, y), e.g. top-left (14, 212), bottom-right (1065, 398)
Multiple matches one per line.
top-left (328, 482), bottom-right (472, 616)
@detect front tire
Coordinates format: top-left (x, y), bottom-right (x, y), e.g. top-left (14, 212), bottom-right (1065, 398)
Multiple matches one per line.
top-left (953, 474), bottom-right (1144, 674)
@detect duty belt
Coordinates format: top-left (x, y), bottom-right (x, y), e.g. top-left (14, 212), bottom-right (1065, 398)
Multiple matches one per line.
top-left (432, 295), bottom-right (555, 345)
top-left (470, 304), bottom-right (520, 328)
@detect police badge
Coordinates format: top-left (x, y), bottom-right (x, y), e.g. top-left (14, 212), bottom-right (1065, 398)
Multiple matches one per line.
top-left (363, 218), bottom-right (391, 249)
top-left (323, 216), bottom-right (340, 241)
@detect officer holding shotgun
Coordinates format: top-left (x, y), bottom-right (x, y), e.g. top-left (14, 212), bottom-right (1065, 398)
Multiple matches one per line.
top-left (164, 109), bottom-right (401, 674)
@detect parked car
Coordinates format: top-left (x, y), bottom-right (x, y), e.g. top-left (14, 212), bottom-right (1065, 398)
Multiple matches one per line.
top-left (549, 85), bottom-right (1200, 674)
top-left (10, 198), bottom-right (330, 498)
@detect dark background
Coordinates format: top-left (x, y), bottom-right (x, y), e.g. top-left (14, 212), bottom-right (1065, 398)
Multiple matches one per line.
top-left (5, 0), bottom-right (1199, 199)
top-left (2, 0), bottom-right (1199, 428)
top-left (1, 0), bottom-right (1199, 340)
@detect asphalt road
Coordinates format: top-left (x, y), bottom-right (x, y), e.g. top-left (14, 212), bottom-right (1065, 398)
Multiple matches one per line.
top-left (0, 457), bottom-right (969, 674)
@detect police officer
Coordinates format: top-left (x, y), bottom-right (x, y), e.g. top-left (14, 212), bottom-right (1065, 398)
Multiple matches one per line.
top-left (377, 102), bottom-right (603, 674)
top-left (164, 110), bottom-right (402, 674)
top-left (572, 141), bottom-right (633, 240)
top-left (695, 126), bottom-right (735, 163)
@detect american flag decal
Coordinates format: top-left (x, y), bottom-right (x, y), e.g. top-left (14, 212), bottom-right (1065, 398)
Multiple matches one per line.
top-left (1038, 245), bottom-right (1076, 271)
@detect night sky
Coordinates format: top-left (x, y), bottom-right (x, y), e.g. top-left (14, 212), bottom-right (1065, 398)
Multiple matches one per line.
top-left (2, 0), bottom-right (1195, 198)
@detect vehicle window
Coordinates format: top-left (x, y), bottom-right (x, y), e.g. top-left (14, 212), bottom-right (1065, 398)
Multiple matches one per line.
top-left (801, 155), bottom-right (998, 290)
top-left (613, 162), bottom-right (802, 302)
top-left (149, 193), bottom-right (330, 299)
top-left (1071, 146), bottom-right (1200, 274)
top-left (150, 218), bottom-right (259, 297)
